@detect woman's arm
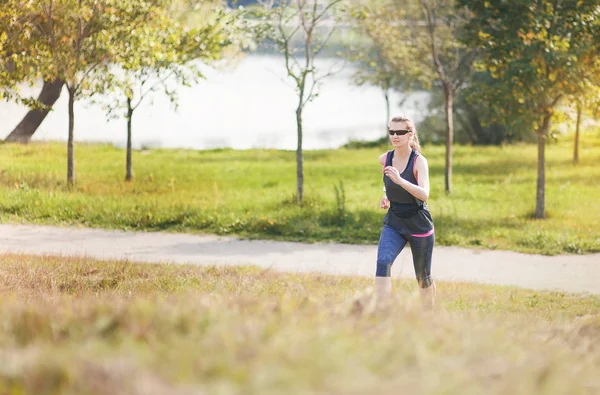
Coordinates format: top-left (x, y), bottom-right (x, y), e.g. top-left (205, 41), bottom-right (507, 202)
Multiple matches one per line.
top-left (379, 152), bottom-right (390, 208)
top-left (382, 155), bottom-right (430, 202)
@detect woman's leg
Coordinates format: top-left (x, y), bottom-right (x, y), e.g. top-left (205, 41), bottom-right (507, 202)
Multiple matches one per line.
top-left (375, 225), bottom-right (407, 302)
top-left (406, 232), bottom-right (435, 307)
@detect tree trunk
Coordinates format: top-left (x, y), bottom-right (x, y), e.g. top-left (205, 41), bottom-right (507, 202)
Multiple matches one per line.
top-left (443, 83), bottom-right (453, 194)
top-left (535, 114), bottom-right (551, 219)
top-left (296, 105), bottom-right (304, 205)
top-left (384, 89), bottom-right (390, 139)
top-left (67, 88), bottom-right (75, 187)
top-left (4, 79), bottom-right (65, 143)
top-left (126, 97), bottom-right (133, 182)
top-left (573, 104), bottom-right (581, 164)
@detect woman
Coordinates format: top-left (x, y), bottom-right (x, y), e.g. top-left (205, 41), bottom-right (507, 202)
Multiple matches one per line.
top-left (376, 115), bottom-right (436, 307)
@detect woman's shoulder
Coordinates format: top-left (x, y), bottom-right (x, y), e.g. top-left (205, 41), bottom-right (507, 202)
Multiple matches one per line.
top-left (378, 151), bottom-right (390, 166)
top-left (379, 152), bottom-right (387, 166)
top-left (414, 152), bottom-right (428, 167)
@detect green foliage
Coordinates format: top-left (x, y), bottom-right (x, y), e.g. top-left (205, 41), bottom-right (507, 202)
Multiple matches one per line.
top-left (342, 1), bottom-right (418, 93)
top-left (0, 1), bottom-right (43, 102)
top-left (460, 0), bottom-right (600, 133)
top-left (97, 0), bottom-right (255, 119)
top-left (460, 0), bottom-right (600, 217)
top-left (343, 136), bottom-right (389, 149)
top-left (11, 0), bottom-right (160, 96)
top-left (1, 0), bottom-right (256, 183)
top-left (344, 0), bottom-right (432, 89)
top-left (421, 76), bottom-right (532, 145)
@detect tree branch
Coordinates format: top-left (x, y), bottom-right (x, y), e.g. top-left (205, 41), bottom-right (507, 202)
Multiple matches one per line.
top-left (313, 26), bottom-right (336, 57)
top-left (420, 0), bottom-right (449, 85)
top-left (277, 5), bottom-right (301, 85)
top-left (134, 68), bottom-right (179, 110)
top-left (73, 60), bottom-right (103, 92)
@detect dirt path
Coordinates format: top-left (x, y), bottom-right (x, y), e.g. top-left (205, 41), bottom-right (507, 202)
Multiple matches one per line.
top-left (1, 224), bottom-right (599, 294)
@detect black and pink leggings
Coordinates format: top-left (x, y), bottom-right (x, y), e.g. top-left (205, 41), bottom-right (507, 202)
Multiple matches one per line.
top-left (375, 224), bottom-right (434, 288)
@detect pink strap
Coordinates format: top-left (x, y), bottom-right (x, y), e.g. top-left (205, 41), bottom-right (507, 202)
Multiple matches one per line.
top-left (382, 151), bottom-right (390, 173)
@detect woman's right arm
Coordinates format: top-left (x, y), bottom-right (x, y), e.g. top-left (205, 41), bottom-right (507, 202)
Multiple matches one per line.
top-left (379, 152), bottom-right (389, 209)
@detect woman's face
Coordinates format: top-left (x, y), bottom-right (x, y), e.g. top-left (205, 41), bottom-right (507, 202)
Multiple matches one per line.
top-left (388, 121), bottom-right (412, 148)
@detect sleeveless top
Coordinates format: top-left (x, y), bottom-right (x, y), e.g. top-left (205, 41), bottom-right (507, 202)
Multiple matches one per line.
top-left (383, 149), bottom-right (434, 235)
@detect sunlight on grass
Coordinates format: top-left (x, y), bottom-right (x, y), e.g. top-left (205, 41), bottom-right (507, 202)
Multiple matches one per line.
top-left (0, 254), bottom-right (599, 394)
top-left (0, 134), bottom-right (599, 254)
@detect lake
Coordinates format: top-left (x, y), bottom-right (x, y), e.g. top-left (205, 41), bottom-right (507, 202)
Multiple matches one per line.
top-left (0, 55), bottom-right (430, 150)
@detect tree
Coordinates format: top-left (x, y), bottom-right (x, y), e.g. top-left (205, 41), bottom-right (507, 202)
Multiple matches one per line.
top-left (346, 0), bottom-right (476, 194)
top-left (566, 35), bottom-right (600, 164)
top-left (0, 1), bottom-right (22, 100)
top-left (4, 80), bottom-right (65, 143)
top-left (0, 1), bottom-right (66, 143)
top-left (97, 0), bottom-right (248, 181)
top-left (0, 1), bottom-right (42, 103)
top-left (344, 2), bottom-right (420, 139)
top-left (568, 86), bottom-right (600, 165)
top-left (8, 0), bottom-right (167, 186)
top-left (460, 0), bottom-right (600, 218)
top-left (352, 47), bottom-right (399, 138)
top-left (418, 0), bottom-right (478, 194)
top-left (259, 0), bottom-right (344, 204)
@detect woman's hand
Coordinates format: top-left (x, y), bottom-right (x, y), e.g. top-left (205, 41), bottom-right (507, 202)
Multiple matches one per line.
top-left (380, 195), bottom-right (390, 209)
top-left (383, 166), bottom-right (404, 186)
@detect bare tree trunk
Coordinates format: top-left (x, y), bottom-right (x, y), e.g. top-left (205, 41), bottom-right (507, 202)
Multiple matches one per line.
top-left (4, 79), bottom-right (65, 143)
top-left (535, 114), bottom-right (551, 219)
top-left (444, 83), bottom-right (453, 194)
top-left (420, 0), bottom-right (453, 194)
top-left (384, 89), bottom-right (390, 139)
top-left (296, 105), bottom-right (304, 204)
top-left (126, 97), bottom-right (134, 182)
top-left (67, 88), bottom-right (75, 187)
top-left (573, 104), bottom-right (581, 164)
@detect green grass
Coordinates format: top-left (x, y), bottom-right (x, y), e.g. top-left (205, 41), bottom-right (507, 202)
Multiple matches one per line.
top-left (1, 253), bottom-right (599, 395)
top-left (1, 134), bottom-right (599, 255)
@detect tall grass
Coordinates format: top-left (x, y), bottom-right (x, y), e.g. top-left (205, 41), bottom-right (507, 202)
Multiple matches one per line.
top-left (1, 254), bottom-right (599, 394)
top-left (1, 133), bottom-right (599, 254)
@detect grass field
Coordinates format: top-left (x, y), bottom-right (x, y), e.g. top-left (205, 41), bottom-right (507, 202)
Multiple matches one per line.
top-left (1, 134), bottom-right (599, 254)
top-left (1, 254), bottom-right (599, 394)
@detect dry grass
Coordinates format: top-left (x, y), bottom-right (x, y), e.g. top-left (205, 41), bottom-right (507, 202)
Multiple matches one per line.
top-left (1, 253), bottom-right (599, 395)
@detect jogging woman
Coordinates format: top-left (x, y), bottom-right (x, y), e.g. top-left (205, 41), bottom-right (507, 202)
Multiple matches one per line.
top-left (376, 115), bottom-right (436, 307)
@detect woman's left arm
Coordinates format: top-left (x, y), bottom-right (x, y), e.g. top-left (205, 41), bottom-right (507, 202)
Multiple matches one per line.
top-left (383, 155), bottom-right (430, 202)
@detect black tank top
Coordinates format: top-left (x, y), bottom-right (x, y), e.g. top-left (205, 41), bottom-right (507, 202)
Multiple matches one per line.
top-left (382, 149), bottom-right (434, 234)
top-left (384, 149), bottom-right (422, 208)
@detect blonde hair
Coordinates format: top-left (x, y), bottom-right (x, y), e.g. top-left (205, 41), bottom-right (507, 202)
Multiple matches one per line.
top-left (389, 115), bottom-right (421, 153)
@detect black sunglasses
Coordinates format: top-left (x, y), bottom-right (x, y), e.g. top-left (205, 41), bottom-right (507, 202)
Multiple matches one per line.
top-left (388, 129), bottom-right (411, 136)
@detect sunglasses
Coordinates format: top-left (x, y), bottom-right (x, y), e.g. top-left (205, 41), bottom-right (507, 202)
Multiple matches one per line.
top-left (388, 129), bottom-right (411, 136)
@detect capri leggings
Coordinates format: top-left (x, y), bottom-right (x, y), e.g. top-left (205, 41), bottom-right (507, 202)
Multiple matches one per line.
top-left (375, 224), bottom-right (434, 288)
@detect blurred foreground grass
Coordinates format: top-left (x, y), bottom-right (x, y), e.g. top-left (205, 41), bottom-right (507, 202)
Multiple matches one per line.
top-left (1, 254), bottom-right (599, 394)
